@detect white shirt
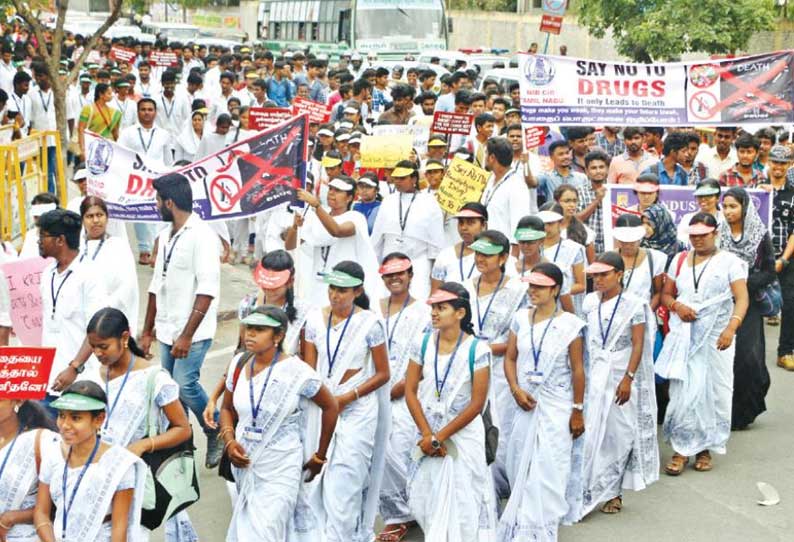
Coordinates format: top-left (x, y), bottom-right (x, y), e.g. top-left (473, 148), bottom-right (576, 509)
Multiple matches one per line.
top-left (29, 87), bottom-right (57, 145)
top-left (40, 257), bottom-right (108, 390)
top-left (480, 168), bottom-right (531, 244)
top-left (118, 124), bottom-right (174, 166)
top-left (0, 60), bottom-right (15, 95)
top-left (209, 90), bottom-right (241, 123)
top-left (154, 92), bottom-right (191, 138)
top-left (695, 146), bottom-right (736, 179)
top-left (111, 96), bottom-right (137, 130)
top-left (134, 79), bottom-right (161, 99)
top-left (147, 213), bottom-right (221, 344)
top-left (7, 91), bottom-right (31, 136)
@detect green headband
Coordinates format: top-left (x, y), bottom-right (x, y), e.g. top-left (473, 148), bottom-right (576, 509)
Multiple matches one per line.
top-left (469, 238), bottom-right (504, 255)
top-left (323, 270), bottom-right (363, 288)
top-left (240, 312), bottom-right (282, 327)
top-left (515, 228), bottom-right (546, 242)
top-left (693, 185), bottom-right (720, 197)
top-left (50, 393), bottom-right (106, 412)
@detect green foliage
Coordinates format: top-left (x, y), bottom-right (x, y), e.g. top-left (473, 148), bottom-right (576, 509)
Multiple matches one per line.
top-left (449, 0), bottom-right (517, 12)
top-left (576, 0), bottom-right (777, 62)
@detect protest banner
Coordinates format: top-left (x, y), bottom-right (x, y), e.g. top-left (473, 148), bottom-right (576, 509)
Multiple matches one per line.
top-left (372, 124), bottom-right (430, 152)
top-left (431, 112), bottom-right (474, 135)
top-left (0, 347), bottom-right (56, 400)
top-left (523, 125), bottom-right (546, 150)
top-left (249, 107), bottom-right (293, 130)
top-left (292, 96), bottom-right (331, 124)
top-left (1, 257), bottom-right (50, 346)
top-left (85, 114), bottom-right (309, 222)
top-left (109, 45), bottom-right (137, 64)
top-left (149, 51), bottom-right (179, 67)
top-left (601, 185), bottom-right (773, 250)
top-left (435, 157), bottom-right (489, 214)
top-left (359, 134), bottom-right (413, 168)
top-left (518, 51), bottom-right (794, 126)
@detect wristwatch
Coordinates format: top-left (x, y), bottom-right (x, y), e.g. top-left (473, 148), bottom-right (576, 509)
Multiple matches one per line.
top-left (626, 370), bottom-right (636, 380)
top-left (68, 361), bottom-right (85, 374)
top-left (572, 403), bottom-right (584, 411)
top-left (430, 436), bottom-right (441, 450)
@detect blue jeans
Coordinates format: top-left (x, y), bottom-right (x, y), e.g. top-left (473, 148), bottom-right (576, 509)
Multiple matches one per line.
top-left (46, 146), bottom-right (56, 194)
top-left (159, 338), bottom-right (217, 435)
top-left (134, 222), bottom-right (157, 253)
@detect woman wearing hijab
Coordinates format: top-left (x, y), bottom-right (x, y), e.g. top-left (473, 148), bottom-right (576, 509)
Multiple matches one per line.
top-left (656, 213), bottom-right (749, 475)
top-left (718, 187), bottom-right (775, 430)
top-left (634, 174), bottom-right (682, 259)
top-left (174, 110), bottom-right (206, 163)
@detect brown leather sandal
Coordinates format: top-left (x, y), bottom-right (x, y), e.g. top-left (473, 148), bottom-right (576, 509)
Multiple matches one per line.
top-left (377, 523), bottom-right (410, 542)
top-left (694, 451), bottom-right (713, 472)
top-left (600, 496), bottom-right (622, 514)
top-left (664, 453), bottom-right (689, 476)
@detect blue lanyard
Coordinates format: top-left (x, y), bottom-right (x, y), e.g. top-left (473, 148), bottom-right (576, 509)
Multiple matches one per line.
top-left (80, 237), bottom-right (106, 263)
top-left (137, 127), bottom-right (156, 153)
top-left (39, 90), bottom-right (51, 113)
top-left (325, 308), bottom-right (355, 378)
top-left (385, 295), bottom-right (410, 350)
top-left (530, 310), bottom-right (556, 372)
top-left (50, 270), bottom-right (73, 318)
top-left (598, 291), bottom-right (624, 349)
top-left (0, 431), bottom-right (20, 481)
top-left (62, 436), bottom-right (101, 536)
top-left (475, 272), bottom-right (505, 333)
top-left (433, 331), bottom-right (464, 398)
top-left (104, 354), bottom-right (135, 429)
top-left (162, 229), bottom-right (185, 277)
top-left (458, 243), bottom-right (476, 281)
top-left (543, 240), bottom-right (563, 263)
top-left (248, 350), bottom-right (281, 427)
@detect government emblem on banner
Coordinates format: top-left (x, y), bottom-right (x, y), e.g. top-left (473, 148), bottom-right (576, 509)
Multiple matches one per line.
top-left (523, 55), bottom-right (556, 86)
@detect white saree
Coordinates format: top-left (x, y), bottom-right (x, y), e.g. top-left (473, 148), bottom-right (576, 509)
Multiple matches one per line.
top-left (0, 429), bottom-right (60, 542)
top-left (570, 293), bottom-right (659, 521)
top-left (225, 354), bottom-right (322, 542)
top-left (39, 443), bottom-right (146, 542)
top-left (497, 310), bottom-right (585, 542)
top-left (655, 251), bottom-right (747, 456)
top-left (407, 334), bottom-right (497, 542)
top-left (378, 299), bottom-right (432, 525)
top-left (300, 308), bottom-right (391, 542)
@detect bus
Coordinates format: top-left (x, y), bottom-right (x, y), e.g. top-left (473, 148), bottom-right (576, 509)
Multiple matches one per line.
top-left (257, 0), bottom-right (449, 59)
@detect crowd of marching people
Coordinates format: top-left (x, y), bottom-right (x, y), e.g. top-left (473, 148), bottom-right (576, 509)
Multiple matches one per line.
top-left (1, 19), bottom-right (794, 542)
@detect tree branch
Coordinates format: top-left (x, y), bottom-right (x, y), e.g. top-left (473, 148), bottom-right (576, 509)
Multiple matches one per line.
top-left (11, 2), bottom-right (49, 61)
top-left (69, 0), bottom-right (124, 85)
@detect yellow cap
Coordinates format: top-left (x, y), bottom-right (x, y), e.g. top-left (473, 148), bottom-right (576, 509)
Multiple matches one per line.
top-left (424, 162), bottom-right (445, 172)
top-left (391, 166), bottom-right (415, 178)
top-left (321, 155), bottom-right (343, 168)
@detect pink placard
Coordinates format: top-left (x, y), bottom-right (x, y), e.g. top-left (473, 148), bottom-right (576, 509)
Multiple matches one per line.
top-left (2, 257), bottom-right (51, 346)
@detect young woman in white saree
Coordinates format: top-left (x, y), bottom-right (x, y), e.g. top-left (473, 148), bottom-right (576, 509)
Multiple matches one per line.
top-left (656, 213), bottom-right (749, 475)
top-left (34, 381), bottom-right (146, 542)
top-left (404, 282), bottom-right (497, 542)
top-left (498, 263), bottom-right (585, 541)
top-left (86, 307), bottom-right (196, 542)
top-left (219, 305), bottom-right (338, 542)
top-left (0, 401), bottom-right (60, 542)
top-left (571, 252), bottom-right (659, 519)
top-left (537, 207), bottom-right (587, 315)
top-left (376, 253), bottom-right (432, 542)
top-left (302, 261), bottom-right (391, 542)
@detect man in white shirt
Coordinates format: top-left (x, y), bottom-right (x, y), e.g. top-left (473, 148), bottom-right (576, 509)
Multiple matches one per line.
top-left (118, 98), bottom-right (173, 264)
top-left (68, 74), bottom-right (94, 116)
top-left (7, 70), bottom-right (32, 137)
top-left (155, 70), bottom-right (190, 142)
top-left (209, 70), bottom-right (239, 123)
top-left (140, 172), bottom-right (222, 468)
top-left (37, 209), bottom-right (108, 410)
top-left (134, 62), bottom-right (160, 98)
top-left (0, 44), bottom-right (16, 95)
top-left (695, 126), bottom-right (738, 178)
top-left (480, 137), bottom-right (530, 249)
top-left (30, 63), bottom-right (61, 193)
top-left (111, 79), bottom-right (137, 130)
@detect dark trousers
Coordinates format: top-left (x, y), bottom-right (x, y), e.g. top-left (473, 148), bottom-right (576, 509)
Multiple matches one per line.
top-left (778, 262), bottom-right (794, 356)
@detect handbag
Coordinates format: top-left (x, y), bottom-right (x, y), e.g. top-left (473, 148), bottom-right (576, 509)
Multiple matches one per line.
top-left (420, 333), bottom-right (499, 465)
top-left (755, 280), bottom-right (782, 317)
top-left (218, 351), bottom-right (255, 483)
top-left (139, 369), bottom-right (200, 530)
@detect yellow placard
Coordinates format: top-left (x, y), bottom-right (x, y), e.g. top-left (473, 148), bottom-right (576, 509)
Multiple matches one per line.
top-left (435, 157), bottom-right (489, 214)
top-left (359, 134), bottom-right (413, 168)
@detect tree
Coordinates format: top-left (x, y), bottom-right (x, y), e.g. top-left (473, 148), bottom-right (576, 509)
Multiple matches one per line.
top-left (11, 0), bottom-right (122, 171)
top-left (576, 0), bottom-right (777, 62)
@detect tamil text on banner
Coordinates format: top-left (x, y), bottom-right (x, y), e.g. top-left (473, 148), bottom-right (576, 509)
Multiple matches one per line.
top-left (519, 51), bottom-right (794, 126)
top-left (431, 111), bottom-right (474, 135)
top-left (85, 115), bottom-right (309, 222)
top-left (1, 257), bottom-right (50, 346)
top-left (0, 347), bottom-right (56, 400)
top-left (109, 45), bottom-right (137, 64)
top-left (601, 185), bottom-right (773, 250)
top-left (249, 107), bottom-right (293, 130)
top-left (359, 134), bottom-right (413, 168)
top-left (292, 97), bottom-right (331, 124)
top-left (435, 157), bottom-right (489, 214)
top-left (372, 124), bottom-right (430, 153)
top-left (149, 51), bottom-right (179, 67)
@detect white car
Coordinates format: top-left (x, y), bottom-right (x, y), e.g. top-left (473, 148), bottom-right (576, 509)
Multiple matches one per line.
top-left (478, 68), bottom-right (519, 92)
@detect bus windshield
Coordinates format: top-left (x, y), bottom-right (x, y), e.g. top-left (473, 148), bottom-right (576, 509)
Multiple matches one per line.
top-left (355, 0), bottom-right (444, 42)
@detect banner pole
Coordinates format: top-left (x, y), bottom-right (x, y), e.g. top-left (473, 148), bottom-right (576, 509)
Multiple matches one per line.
top-left (542, 32), bottom-right (550, 54)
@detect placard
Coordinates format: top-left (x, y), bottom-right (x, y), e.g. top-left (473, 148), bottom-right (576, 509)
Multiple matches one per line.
top-left (540, 14), bottom-right (563, 35)
top-left (249, 107), bottom-right (293, 130)
top-left (149, 51), bottom-right (179, 67)
top-left (435, 157), bottom-right (489, 214)
top-left (292, 96), bottom-right (331, 124)
top-left (523, 125), bottom-right (546, 150)
top-left (109, 45), bottom-right (137, 64)
top-left (372, 124), bottom-right (430, 152)
top-left (1, 257), bottom-right (50, 346)
top-left (0, 347), bottom-right (56, 400)
top-left (359, 134), bottom-right (413, 168)
top-left (431, 111), bottom-right (473, 135)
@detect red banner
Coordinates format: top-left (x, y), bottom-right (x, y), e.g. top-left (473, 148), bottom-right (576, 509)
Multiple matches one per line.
top-left (540, 14), bottom-right (563, 35)
top-left (523, 126), bottom-right (546, 150)
top-left (431, 112), bottom-right (473, 135)
top-left (292, 97), bottom-right (331, 124)
top-left (149, 51), bottom-right (179, 68)
top-left (109, 45), bottom-right (137, 65)
top-left (0, 347), bottom-right (56, 400)
top-left (249, 107), bottom-right (294, 131)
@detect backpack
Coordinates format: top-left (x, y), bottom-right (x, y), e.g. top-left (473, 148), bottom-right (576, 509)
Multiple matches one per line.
top-left (421, 333), bottom-right (499, 465)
